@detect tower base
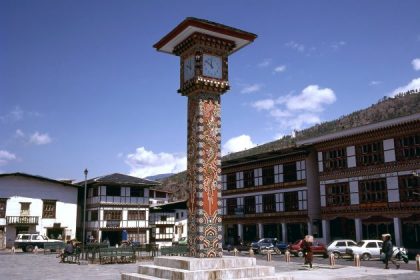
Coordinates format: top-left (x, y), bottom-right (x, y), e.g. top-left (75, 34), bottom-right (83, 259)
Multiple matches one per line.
top-left (121, 256), bottom-right (283, 280)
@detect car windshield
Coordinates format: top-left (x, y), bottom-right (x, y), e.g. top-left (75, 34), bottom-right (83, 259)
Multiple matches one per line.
top-left (356, 241), bottom-right (365, 247)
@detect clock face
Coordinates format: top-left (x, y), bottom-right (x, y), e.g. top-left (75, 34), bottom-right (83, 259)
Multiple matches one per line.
top-left (203, 54), bottom-right (222, 79)
top-left (183, 56), bottom-right (195, 81)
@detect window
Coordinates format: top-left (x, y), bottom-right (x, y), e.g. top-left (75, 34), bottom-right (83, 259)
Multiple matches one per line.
top-left (283, 162), bottom-right (297, 182)
top-left (106, 186), bottom-right (121, 196)
top-left (128, 210), bottom-right (146, 220)
top-left (284, 191), bottom-right (299, 212)
top-left (366, 242), bottom-right (377, 248)
top-left (243, 170), bottom-right (254, 188)
top-left (356, 141), bottom-right (384, 166)
top-left (42, 200), bottom-right (56, 218)
top-left (104, 210), bottom-right (122, 220)
top-left (90, 210), bottom-right (98, 221)
top-left (326, 183), bottom-right (350, 206)
top-left (155, 191), bottom-right (166, 198)
top-left (399, 175), bottom-right (420, 202)
top-left (323, 148), bottom-right (347, 171)
top-left (336, 241), bottom-right (346, 247)
top-left (130, 187), bottom-right (144, 197)
top-left (92, 187), bottom-right (99, 197)
top-left (226, 173), bottom-right (236, 190)
top-left (160, 215), bottom-right (167, 221)
top-left (262, 166), bottom-right (274, 185)
top-left (244, 196), bottom-right (256, 214)
top-left (0, 199), bottom-right (6, 218)
top-left (176, 213), bottom-right (179, 219)
top-left (359, 179), bottom-right (387, 204)
top-left (262, 193), bottom-right (276, 213)
top-left (395, 134), bottom-right (420, 161)
top-left (20, 202), bottom-right (30, 216)
top-left (226, 198), bottom-right (237, 215)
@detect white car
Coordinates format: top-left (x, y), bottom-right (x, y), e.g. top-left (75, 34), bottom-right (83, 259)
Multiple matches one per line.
top-left (345, 239), bottom-right (407, 261)
top-left (327, 239), bottom-right (357, 258)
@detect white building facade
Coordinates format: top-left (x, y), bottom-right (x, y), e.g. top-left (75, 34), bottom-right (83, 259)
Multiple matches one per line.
top-left (0, 173), bottom-right (79, 248)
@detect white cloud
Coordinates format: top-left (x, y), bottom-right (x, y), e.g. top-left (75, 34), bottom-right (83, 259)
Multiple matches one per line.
top-left (241, 84), bottom-right (262, 94)
top-left (273, 65), bottom-right (286, 73)
top-left (222, 135), bottom-right (256, 155)
top-left (250, 85), bottom-right (337, 133)
top-left (258, 59), bottom-right (271, 67)
top-left (282, 85), bottom-right (336, 112)
top-left (391, 77), bottom-right (420, 97)
top-left (251, 99), bottom-right (275, 111)
top-left (331, 41), bottom-right (347, 50)
top-left (15, 129), bottom-right (25, 138)
top-left (0, 150), bottom-right (16, 166)
top-left (369, 80), bottom-right (382, 86)
top-left (285, 41), bottom-right (305, 52)
top-left (0, 106), bottom-right (23, 123)
top-left (412, 58), bottom-right (420, 71)
top-left (29, 132), bottom-right (52, 145)
top-left (125, 147), bottom-right (186, 178)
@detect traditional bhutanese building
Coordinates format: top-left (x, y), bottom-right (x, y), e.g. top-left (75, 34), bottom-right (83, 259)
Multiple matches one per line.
top-left (160, 90), bottom-right (420, 250)
top-left (296, 91), bottom-right (420, 248)
top-left (78, 173), bottom-right (169, 246)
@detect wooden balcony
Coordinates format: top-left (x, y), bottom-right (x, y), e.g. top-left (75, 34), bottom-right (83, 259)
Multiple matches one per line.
top-left (6, 216), bottom-right (39, 225)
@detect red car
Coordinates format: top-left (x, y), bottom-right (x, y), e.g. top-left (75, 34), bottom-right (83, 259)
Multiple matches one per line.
top-left (289, 239), bottom-right (328, 258)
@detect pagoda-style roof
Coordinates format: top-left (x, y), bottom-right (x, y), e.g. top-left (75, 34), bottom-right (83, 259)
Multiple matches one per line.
top-left (153, 17), bottom-right (257, 55)
top-left (79, 173), bottom-right (161, 187)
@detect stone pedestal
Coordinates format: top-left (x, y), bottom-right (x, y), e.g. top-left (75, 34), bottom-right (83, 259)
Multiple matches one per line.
top-left (121, 256), bottom-right (282, 280)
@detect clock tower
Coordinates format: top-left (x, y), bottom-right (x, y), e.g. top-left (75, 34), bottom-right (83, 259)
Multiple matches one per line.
top-left (154, 18), bottom-right (256, 258)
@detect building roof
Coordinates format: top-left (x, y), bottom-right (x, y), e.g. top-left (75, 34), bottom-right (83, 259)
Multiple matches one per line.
top-left (153, 17), bottom-right (257, 55)
top-left (0, 172), bottom-right (79, 188)
top-left (79, 173), bottom-right (161, 187)
top-left (150, 200), bottom-right (188, 212)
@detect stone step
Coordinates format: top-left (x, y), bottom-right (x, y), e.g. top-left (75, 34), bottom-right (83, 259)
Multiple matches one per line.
top-left (122, 272), bottom-right (288, 280)
top-left (121, 272), bottom-right (165, 280)
top-left (153, 256), bottom-right (256, 271)
top-left (138, 264), bottom-right (275, 279)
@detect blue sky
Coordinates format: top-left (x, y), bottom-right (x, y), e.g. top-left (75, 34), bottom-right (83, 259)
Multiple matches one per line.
top-left (1, 0), bottom-right (420, 181)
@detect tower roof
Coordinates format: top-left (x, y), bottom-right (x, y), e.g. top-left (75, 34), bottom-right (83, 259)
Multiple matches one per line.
top-left (153, 17), bottom-right (257, 55)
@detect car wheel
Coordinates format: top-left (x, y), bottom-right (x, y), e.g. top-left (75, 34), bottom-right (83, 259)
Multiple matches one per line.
top-left (297, 251), bottom-right (304, 257)
top-left (25, 245), bottom-right (34, 253)
top-left (274, 247), bottom-right (281, 255)
top-left (333, 252), bottom-right (341, 259)
top-left (361, 253), bottom-right (371, 261)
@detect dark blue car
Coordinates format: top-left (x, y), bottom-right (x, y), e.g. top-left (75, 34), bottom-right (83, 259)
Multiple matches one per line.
top-left (251, 238), bottom-right (289, 254)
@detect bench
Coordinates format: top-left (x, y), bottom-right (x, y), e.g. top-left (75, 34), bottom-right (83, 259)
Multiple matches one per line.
top-left (44, 242), bottom-right (65, 254)
top-left (62, 247), bottom-right (81, 265)
top-left (98, 247), bottom-right (136, 264)
top-left (160, 245), bottom-right (189, 256)
top-left (84, 243), bottom-right (109, 263)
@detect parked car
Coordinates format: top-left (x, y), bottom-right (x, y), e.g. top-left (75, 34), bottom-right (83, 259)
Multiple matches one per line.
top-left (172, 236), bottom-right (187, 245)
top-left (289, 239), bottom-right (328, 258)
top-left (251, 238), bottom-right (288, 254)
top-left (14, 233), bottom-right (63, 252)
top-left (345, 239), bottom-right (408, 261)
top-left (327, 239), bottom-right (357, 258)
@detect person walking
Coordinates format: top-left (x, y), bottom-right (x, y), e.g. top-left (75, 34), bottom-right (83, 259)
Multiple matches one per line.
top-left (301, 235), bottom-right (314, 269)
top-left (381, 233), bottom-right (399, 269)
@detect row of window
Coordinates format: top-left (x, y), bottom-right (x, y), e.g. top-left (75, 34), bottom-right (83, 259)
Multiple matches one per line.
top-left (225, 190), bottom-right (306, 215)
top-left (89, 210), bottom-right (147, 221)
top-left (325, 175), bottom-right (420, 207)
top-left (0, 200), bottom-right (56, 219)
top-left (223, 162), bottom-right (303, 190)
top-left (322, 134), bottom-right (420, 171)
top-left (88, 186), bottom-right (167, 198)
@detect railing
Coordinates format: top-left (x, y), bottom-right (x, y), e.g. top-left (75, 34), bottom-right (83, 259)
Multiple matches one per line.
top-left (6, 216), bottom-right (39, 225)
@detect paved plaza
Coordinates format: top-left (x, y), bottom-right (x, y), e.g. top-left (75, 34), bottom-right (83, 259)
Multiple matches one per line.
top-left (0, 250), bottom-right (418, 280)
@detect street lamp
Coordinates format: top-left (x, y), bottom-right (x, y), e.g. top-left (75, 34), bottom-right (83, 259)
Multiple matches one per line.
top-left (83, 168), bottom-right (88, 250)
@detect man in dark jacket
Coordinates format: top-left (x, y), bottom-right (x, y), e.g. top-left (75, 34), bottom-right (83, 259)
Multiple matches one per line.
top-left (381, 234), bottom-right (399, 269)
